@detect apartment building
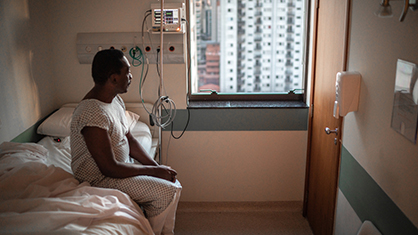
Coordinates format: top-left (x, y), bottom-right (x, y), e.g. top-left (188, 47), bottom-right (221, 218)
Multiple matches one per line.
top-left (197, 0), bottom-right (305, 93)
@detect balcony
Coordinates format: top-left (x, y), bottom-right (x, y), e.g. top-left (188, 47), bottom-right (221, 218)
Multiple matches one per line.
top-left (285, 70), bottom-right (293, 76)
top-left (285, 61), bottom-right (294, 67)
top-left (287, 12), bottom-right (295, 17)
top-left (237, 62), bottom-right (245, 69)
top-left (206, 61), bottom-right (219, 67)
top-left (238, 9), bottom-right (245, 17)
top-left (237, 72), bottom-right (246, 78)
top-left (286, 45), bottom-right (294, 50)
top-left (287, 25), bottom-right (294, 32)
top-left (286, 37), bottom-right (294, 42)
top-left (255, 19), bottom-right (263, 25)
top-left (254, 37), bottom-right (262, 42)
top-left (254, 85), bottom-right (261, 92)
top-left (238, 78), bottom-right (246, 86)
top-left (205, 74), bottom-right (220, 80)
top-left (286, 52), bottom-right (293, 59)
top-left (238, 53), bottom-right (246, 60)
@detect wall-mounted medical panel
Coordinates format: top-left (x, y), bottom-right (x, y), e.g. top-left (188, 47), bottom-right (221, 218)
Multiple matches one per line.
top-left (76, 32), bottom-right (185, 64)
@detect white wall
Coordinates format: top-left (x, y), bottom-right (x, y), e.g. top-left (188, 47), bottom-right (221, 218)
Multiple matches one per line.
top-left (44, 0), bottom-right (186, 107)
top-left (0, 0), bottom-right (55, 143)
top-left (162, 131), bottom-right (307, 202)
top-left (1, 0), bottom-right (308, 202)
top-left (336, 0), bottom-right (418, 232)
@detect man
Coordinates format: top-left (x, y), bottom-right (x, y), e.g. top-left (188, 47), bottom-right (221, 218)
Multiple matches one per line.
top-left (70, 49), bottom-right (181, 235)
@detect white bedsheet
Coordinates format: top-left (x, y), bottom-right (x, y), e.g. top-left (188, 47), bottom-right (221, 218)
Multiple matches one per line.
top-left (36, 119), bottom-right (155, 175)
top-left (37, 136), bottom-right (72, 174)
top-left (0, 142), bottom-right (154, 235)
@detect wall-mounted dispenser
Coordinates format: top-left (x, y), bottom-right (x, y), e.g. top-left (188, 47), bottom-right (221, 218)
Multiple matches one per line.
top-left (333, 71), bottom-right (362, 118)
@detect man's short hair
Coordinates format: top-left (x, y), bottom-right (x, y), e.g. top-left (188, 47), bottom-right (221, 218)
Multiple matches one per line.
top-left (92, 49), bottom-right (125, 85)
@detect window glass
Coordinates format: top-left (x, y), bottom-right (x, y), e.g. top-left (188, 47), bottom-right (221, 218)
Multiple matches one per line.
top-left (189, 0), bottom-right (308, 101)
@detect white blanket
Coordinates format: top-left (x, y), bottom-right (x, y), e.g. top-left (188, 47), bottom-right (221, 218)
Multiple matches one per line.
top-left (0, 142), bottom-right (154, 235)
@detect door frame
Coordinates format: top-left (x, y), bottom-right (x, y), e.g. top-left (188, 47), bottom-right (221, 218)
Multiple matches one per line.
top-left (302, 0), bottom-right (352, 231)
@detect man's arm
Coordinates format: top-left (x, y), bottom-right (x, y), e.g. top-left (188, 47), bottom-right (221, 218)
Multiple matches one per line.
top-left (82, 126), bottom-right (176, 181)
top-left (126, 131), bottom-right (159, 166)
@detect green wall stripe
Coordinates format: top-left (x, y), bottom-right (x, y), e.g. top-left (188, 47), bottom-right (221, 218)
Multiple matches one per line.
top-left (339, 146), bottom-right (418, 235)
top-left (11, 108), bottom-right (308, 143)
top-left (164, 108), bottom-right (309, 131)
top-left (11, 120), bottom-right (46, 143)
top-left (10, 110), bottom-right (56, 143)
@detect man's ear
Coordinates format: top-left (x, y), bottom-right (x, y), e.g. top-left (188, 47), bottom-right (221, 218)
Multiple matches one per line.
top-left (109, 73), bottom-right (118, 84)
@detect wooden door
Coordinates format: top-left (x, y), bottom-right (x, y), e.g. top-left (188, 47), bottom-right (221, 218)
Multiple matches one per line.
top-left (304, 0), bottom-right (351, 234)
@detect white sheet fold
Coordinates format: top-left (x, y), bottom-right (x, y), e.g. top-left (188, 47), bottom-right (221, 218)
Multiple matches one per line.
top-left (0, 142), bottom-right (153, 235)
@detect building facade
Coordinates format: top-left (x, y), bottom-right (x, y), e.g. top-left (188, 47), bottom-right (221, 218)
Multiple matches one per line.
top-left (196, 0), bottom-right (306, 93)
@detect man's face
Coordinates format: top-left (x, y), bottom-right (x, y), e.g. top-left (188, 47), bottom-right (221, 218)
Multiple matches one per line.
top-left (114, 56), bottom-right (132, 94)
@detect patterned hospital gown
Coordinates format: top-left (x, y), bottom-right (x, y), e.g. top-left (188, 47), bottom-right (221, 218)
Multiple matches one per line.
top-left (70, 95), bottom-right (180, 217)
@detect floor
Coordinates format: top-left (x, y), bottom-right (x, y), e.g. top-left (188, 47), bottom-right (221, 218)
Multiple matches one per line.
top-left (174, 201), bottom-right (314, 235)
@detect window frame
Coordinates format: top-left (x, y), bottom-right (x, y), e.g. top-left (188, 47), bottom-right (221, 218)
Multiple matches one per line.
top-left (186, 0), bottom-right (311, 104)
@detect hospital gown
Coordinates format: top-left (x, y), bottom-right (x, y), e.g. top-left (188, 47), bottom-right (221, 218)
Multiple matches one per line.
top-left (70, 95), bottom-right (181, 218)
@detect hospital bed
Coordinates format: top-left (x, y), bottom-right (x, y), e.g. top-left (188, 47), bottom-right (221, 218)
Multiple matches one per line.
top-left (0, 103), bottom-right (158, 235)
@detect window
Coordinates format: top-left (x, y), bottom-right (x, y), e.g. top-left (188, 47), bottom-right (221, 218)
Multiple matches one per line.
top-left (189, 0), bottom-right (308, 101)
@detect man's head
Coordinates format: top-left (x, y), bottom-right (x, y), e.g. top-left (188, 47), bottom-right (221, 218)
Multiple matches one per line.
top-left (92, 49), bottom-right (126, 85)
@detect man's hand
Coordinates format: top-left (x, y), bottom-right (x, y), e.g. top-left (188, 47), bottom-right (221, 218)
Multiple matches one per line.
top-left (154, 165), bottom-right (177, 182)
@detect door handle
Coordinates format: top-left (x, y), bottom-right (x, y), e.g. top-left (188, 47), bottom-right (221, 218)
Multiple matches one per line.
top-left (325, 127), bottom-right (338, 136)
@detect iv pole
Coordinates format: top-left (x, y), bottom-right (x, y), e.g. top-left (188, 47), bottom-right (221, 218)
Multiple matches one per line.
top-left (158, 0), bottom-right (164, 164)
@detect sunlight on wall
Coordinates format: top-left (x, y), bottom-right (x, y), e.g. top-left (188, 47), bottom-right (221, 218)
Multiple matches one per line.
top-left (14, 50), bottom-right (41, 122)
top-left (0, 0), bottom-right (41, 142)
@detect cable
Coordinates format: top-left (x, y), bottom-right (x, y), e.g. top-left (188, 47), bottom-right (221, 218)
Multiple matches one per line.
top-left (139, 8), bottom-right (178, 130)
top-left (165, 17), bottom-right (191, 164)
top-left (170, 18), bottom-right (191, 139)
top-left (170, 108), bottom-right (190, 139)
top-left (150, 95), bottom-right (177, 129)
top-left (139, 7), bottom-right (192, 163)
top-left (129, 46), bottom-right (144, 67)
top-left (139, 10), bottom-right (154, 110)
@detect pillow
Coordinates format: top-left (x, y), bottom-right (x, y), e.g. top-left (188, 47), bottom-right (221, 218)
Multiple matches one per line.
top-left (37, 107), bottom-right (74, 137)
top-left (125, 109), bottom-right (140, 131)
top-left (37, 105), bottom-right (140, 137)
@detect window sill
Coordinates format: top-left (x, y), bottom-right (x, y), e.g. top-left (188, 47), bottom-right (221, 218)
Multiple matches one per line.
top-left (188, 100), bottom-right (308, 109)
